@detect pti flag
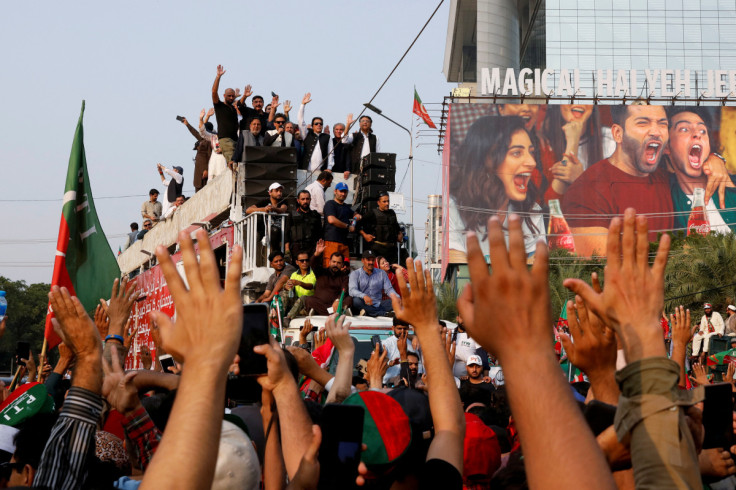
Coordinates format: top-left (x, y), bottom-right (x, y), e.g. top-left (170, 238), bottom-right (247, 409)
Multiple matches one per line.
top-left (412, 88), bottom-right (436, 129)
top-left (44, 102), bottom-right (120, 348)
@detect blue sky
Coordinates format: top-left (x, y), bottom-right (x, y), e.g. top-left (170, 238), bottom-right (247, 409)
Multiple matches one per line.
top-left (0, 1), bottom-right (451, 284)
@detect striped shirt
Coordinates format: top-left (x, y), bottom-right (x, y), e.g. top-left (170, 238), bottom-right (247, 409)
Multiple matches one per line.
top-left (34, 386), bottom-right (103, 490)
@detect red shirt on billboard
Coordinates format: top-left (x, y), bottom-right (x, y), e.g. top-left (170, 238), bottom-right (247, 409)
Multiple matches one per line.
top-left (561, 158), bottom-right (673, 238)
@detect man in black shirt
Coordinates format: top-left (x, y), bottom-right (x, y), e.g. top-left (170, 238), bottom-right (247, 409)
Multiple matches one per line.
top-left (323, 182), bottom-right (361, 268)
top-left (211, 65), bottom-right (239, 162)
top-left (237, 85), bottom-right (271, 137)
top-left (285, 190), bottom-right (323, 264)
top-left (246, 183), bottom-right (288, 254)
top-left (360, 191), bottom-right (402, 264)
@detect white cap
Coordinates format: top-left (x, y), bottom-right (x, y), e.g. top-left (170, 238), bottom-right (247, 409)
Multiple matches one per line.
top-left (268, 182), bottom-right (283, 191)
top-left (212, 420), bottom-right (260, 490)
top-left (728, 305), bottom-right (736, 312)
top-left (466, 355), bottom-right (483, 366)
top-left (0, 425), bottom-right (18, 454)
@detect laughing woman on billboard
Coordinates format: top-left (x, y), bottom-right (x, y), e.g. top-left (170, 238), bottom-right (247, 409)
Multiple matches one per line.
top-left (448, 115), bottom-right (546, 262)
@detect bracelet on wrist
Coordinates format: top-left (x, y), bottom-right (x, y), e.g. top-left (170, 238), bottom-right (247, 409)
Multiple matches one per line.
top-left (105, 334), bottom-right (124, 345)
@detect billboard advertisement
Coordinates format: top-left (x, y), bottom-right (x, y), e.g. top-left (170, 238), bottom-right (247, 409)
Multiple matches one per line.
top-left (443, 103), bottom-right (736, 264)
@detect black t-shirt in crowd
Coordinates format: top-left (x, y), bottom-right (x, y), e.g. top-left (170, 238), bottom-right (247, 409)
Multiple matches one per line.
top-left (323, 200), bottom-right (355, 244)
top-left (420, 459), bottom-right (462, 489)
top-left (214, 101), bottom-right (239, 141)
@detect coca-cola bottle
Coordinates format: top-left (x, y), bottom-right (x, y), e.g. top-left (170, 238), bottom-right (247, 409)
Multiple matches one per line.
top-left (547, 199), bottom-right (576, 252)
top-left (687, 188), bottom-right (710, 236)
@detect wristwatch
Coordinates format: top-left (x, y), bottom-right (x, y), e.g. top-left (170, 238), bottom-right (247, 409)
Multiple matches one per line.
top-left (712, 152), bottom-right (727, 164)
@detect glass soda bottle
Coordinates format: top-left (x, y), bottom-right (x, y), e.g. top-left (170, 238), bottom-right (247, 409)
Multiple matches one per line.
top-left (687, 188), bottom-right (710, 236)
top-left (547, 199), bottom-right (576, 252)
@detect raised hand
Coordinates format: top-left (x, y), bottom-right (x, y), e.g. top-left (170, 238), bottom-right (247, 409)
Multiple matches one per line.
top-left (102, 344), bottom-right (141, 416)
top-left (670, 306), bottom-right (691, 348)
top-left (456, 215), bottom-right (552, 364)
top-left (442, 328), bottom-right (456, 367)
top-left (563, 209), bottom-right (670, 363)
top-left (243, 84), bottom-right (252, 98)
top-left (702, 153), bottom-right (735, 208)
top-left (216, 65), bottom-right (226, 77)
top-left (346, 113), bottom-right (354, 130)
top-left (365, 344), bottom-right (388, 389)
top-left (199, 109), bottom-right (205, 120)
top-left (302, 93), bottom-right (312, 105)
top-left (49, 286), bottom-right (102, 360)
top-left (287, 425), bottom-right (322, 489)
top-left (94, 303), bottom-right (110, 339)
top-left (150, 230), bottom-right (243, 368)
top-left (391, 258), bottom-right (439, 336)
top-left (314, 329), bottom-right (327, 350)
top-left (254, 337), bottom-right (294, 394)
top-left (271, 95), bottom-right (280, 109)
top-left (689, 362), bottom-right (711, 386)
top-left (105, 277), bottom-right (140, 337)
top-left (206, 108), bottom-right (215, 118)
top-left (299, 318), bottom-right (313, 345)
top-left (325, 314), bottom-right (353, 354)
top-left (283, 100), bottom-right (292, 113)
top-left (124, 318), bottom-right (139, 353)
top-left (558, 294), bottom-right (617, 380)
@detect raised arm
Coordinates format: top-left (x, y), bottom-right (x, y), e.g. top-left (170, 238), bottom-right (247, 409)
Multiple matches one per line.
top-left (140, 230), bottom-right (244, 489)
top-left (325, 314), bottom-right (354, 403)
top-left (212, 65), bottom-right (225, 105)
top-left (268, 95), bottom-right (279, 123)
top-left (297, 93), bottom-right (310, 137)
top-left (238, 84), bottom-right (252, 106)
top-left (458, 215), bottom-right (616, 489)
top-left (392, 258), bottom-right (464, 473)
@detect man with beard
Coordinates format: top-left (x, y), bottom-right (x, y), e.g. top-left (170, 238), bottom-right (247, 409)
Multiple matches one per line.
top-left (666, 108), bottom-right (736, 233)
top-left (302, 239), bottom-right (353, 316)
top-left (211, 65), bottom-right (239, 161)
top-left (349, 250), bottom-right (395, 317)
top-left (323, 182), bottom-right (360, 267)
top-left (562, 104), bottom-right (732, 256)
top-left (382, 318), bottom-right (424, 386)
top-left (452, 315), bottom-right (489, 378)
top-left (692, 303), bottom-right (725, 363)
top-left (459, 355), bottom-right (495, 393)
top-left (360, 191), bottom-right (403, 265)
top-left (285, 190), bottom-right (323, 262)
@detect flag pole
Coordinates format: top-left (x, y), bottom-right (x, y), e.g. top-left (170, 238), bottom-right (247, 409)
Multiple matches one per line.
top-left (8, 366), bottom-right (23, 392)
top-left (410, 88), bottom-right (415, 225)
top-left (36, 338), bottom-right (48, 382)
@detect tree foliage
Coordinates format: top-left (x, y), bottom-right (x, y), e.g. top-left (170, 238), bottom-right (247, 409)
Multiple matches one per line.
top-left (0, 277), bottom-right (50, 372)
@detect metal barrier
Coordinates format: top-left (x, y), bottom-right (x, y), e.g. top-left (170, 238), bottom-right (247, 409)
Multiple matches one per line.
top-left (241, 211), bottom-right (288, 273)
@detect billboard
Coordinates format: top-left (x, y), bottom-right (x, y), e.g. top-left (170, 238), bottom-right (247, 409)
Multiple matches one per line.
top-left (443, 103), bottom-right (736, 264)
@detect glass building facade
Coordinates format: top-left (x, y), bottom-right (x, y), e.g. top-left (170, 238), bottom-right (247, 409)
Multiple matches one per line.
top-left (445, 0), bottom-right (736, 96)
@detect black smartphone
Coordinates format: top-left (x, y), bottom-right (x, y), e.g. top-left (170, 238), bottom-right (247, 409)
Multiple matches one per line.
top-left (703, 382), bottom-right (734, 449)
top-left (15, 341), bottom-right (30, 367)
top-left (227, 303), bottom-right (270, 405)
top-left (175, 115), bottom-right (185, 122)
top-left (159, 354), bottom-right (176, 374)
top-left (238, 303), bottom-right (270, 376)
top-left (318, 404), bottom-right (364, 489)
top-left (371, 335), bottom-right (384, 355)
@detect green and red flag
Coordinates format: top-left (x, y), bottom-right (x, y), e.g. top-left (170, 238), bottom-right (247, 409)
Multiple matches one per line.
top-left (412, 88), bottom-right (436, 129)
top-left (707, 348), bottom-right (736, 366)
top-left (44, 102), bottom-right (120, 348)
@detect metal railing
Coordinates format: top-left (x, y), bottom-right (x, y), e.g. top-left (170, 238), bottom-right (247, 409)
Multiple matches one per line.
top-left (241, 211), bottom-right (289, 273)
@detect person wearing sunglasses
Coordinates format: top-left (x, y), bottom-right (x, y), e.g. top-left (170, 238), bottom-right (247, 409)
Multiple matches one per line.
top-left (297, 92), bottom-right (334, 172)
top-left (264, 113), bottom-right (295, 147)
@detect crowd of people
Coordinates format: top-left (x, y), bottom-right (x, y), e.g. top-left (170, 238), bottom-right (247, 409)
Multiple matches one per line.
top-left (4, 209), bottom-right (736, 489)
top-left (122, 65), bottom-right (385, 255)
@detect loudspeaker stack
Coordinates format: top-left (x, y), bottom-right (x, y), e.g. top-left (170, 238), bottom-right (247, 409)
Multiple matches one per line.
top-left (354, 153), bottom-right (397, 215)
top-left (240, 147), bottom-right (298, 209)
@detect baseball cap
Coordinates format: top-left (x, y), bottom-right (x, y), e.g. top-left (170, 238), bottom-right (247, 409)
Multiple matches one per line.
top-left (728, 305), bottom-right (735, 312)
top-left (362, 250), bottom-right (376, 260)
top-left (463, 413), bottom-right (502, 483)
top-left (466, 355), bottom-right (483, 366)
top-left (268, 182), bottom-right (283, 191)
top-left (335, 182), bottom-right (349, 191)
top-left (704, 303), bottom-right (713, 309)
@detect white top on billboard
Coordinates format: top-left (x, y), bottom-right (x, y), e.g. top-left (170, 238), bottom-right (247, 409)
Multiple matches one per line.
top-left (388, 192), bottom-right (405, 213)
top-left (480, 67), bottom-right (736, 99)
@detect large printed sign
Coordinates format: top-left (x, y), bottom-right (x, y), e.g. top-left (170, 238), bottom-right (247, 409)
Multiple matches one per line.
top-left (442, 103), bottom-right (736, 265)
top-left (125, 226), bottom-right (235, 369)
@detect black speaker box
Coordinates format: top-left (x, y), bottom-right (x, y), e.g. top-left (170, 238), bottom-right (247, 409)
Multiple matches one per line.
top-left (243, 146), bottom-right (297, 164)
top-left (243, 179), bottom-right (297, 198)
top-left (356, 184), bottom-right (395, 201)
top-left (242, 162), bottom-right (297, 181)
top-left (360, 167), bottom-right (396, 186)
top-left (359, 153), bottom-right (396, 172)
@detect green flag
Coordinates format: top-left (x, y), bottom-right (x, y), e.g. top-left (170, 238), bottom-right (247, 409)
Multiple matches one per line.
top-left (44, 102), bottom-right (120, 348)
